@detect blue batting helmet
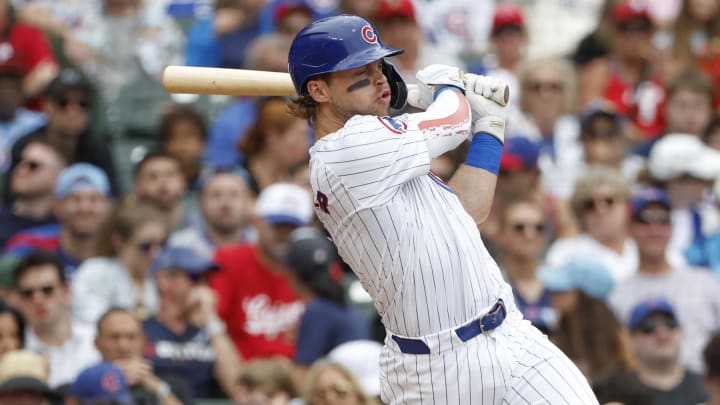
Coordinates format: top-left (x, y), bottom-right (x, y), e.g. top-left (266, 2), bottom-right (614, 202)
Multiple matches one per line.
top-left (288, 14), bottom-right (408, 109)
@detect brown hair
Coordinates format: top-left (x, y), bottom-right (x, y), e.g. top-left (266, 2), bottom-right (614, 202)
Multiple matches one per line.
top-left (238, 358), bottom-right (298, 398)
top-left (94, 201), bottom-right (168, 257)
top-left (667, 68), bottom-right (714, 105)
top-left (158, 104), bottom-right (207, 145)
top-left (553, 292), bottom-right (633, 383)
top-left (239, 97), bottom-right (302, 156)
top-left (302, 360), bottom-right (376, 405)
top-left (671, 1), bottom-right (720, 65)
top-left (287, 73), bottom-right (331, 121)
top-left (570, 165), bottom-right (631, 227)
top-left (518, 57), bottom-right (576, 114)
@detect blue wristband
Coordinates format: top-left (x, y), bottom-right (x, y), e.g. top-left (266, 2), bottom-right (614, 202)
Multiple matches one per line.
top-left (465, 133), bottom-right (503, 175)
top-left (433, 86), bottom-right (464, 100)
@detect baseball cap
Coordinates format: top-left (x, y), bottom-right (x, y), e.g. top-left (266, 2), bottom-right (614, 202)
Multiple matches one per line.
top-left (285, 227), bottom-right (337, 280)
top-left (630, 187), bottom-right (671, 216)
top-left (327, 340), bottom-right (383, 397)
top-left (151, 246), bottom-right (219, 275)
top-left (45, 68), bottom-right (92, 99)
top-left (70, 362), bottom-right (132, 405)
top-left (628, 298), bottom-right (676, 330)
top-left (376, 0), bottom-right (416, 21)
top-left (579, 102), bottom-right (621, 133)
top-left (255, 183), bottom-right (313, 226)
top-left (647, 133), bottom-right (720, 181)
top-left (0, 350), bottom-right (53, 398)
top-left (539, 257), bottom-right (614, 299)
top-left (612, 0), bottom-right (650, 23)
top-left (274, 0), bottom-right (313, 24)
top-left (55, 163), bottom-right (111, 199)
top-left (500, 137), bottom-right (539, 171)
top-left (492, 4), bottom-right (525, 34)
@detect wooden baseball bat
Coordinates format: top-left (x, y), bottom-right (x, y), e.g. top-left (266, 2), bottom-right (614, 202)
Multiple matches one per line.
top-left (162, 65), bottom-right (510, 106)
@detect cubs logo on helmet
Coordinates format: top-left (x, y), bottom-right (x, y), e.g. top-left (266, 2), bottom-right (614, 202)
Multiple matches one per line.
top-left (361, 24), bottom-right (378, 44)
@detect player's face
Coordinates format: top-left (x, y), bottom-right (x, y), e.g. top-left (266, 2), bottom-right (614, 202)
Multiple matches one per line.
top-left (327, 60), bottom-right (393, 119)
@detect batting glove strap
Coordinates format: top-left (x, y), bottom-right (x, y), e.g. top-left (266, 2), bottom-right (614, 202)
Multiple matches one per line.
top-left (472, 115), bottom-right (506, 144)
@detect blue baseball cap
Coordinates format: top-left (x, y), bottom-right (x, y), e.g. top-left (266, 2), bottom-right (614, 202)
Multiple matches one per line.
top-left (151, 246), bottom-right (219, 275)
top-left (539, 257), bottom-right (614, 299)
top-left (500, 137), bottom-right (539, 171)
top-left (630, 187), bottom-right (671, 216)
top-left (629, 298), bottom-right (676, 330)
top-left (70, 362), bottom-right (132, 405)
top-left (55, 163), bottom-right (110, 199)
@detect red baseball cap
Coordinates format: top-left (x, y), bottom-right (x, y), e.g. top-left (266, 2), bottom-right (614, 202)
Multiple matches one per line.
top-left (492, 4), bottom-right (525, 34)
top-left (274, 0), bottom-right (313, 24)
top-left (612, 0), bottom-right (650, 22)
top-left (376, 0), bottom-right (416, 21)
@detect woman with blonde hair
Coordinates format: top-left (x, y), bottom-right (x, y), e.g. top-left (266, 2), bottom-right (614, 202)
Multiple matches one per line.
top-left (71, 201), bottom-right (169, 325)
top-left (238, 97), bottom-right (311, 195)
top-left (303, 360), bottom-right (378, 405)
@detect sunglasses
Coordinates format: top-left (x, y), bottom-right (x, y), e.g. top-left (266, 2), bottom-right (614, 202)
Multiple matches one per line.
top-left (529, 81), bottom-right (563, 93)
top-left (634, 315), bottom-right (678, 335)
top-left (56, 97), bottom-right (91, 110)
top-left (512, 222), bottom-right (545, 234)
top-left (136, 240), bottom-right (165, 254)
top-left (312, 380), bottom-right (354, 402)
top-left (583, 196), bottom-right (617, 212)
top-left (19, 284), bottom-right (57, 300)
top-left (633, 209), bottom-right (671, 225)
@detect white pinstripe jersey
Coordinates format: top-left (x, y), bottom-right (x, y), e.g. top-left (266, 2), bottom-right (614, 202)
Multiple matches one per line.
top-left (309, 113), bottom-right (514, 338)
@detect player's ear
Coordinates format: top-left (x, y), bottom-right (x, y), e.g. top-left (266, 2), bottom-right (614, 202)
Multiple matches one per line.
top-left (307, 80), bottom-right (330, 103)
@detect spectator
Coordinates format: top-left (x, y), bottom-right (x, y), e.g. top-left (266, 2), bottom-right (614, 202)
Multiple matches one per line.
top-left (0, 301), bottom-right (25, 355)
top-left (4, 163), bottom-right (112, 281)
top-left (272, 0), bottom-right (314, 39)
top-left (3, 68), bottom-right (120, 201)
top-left (234, 358), bottom-right (297, 405)
top-left (143, 246), bottom-right (241, 400)
top-left (211, 183), bottom-right (311, 360)
top-left (93, 308), bottom-right (186, 405)
top-left (545, 166), bottom-right (637, 282)
top-left (327, 340), bottom-right (383, 403)
top-left (238, 97), bottom-right (311, 195)
top-left (169, 168), bottom-right (254, 260)
top-left (704, 115), bottom-right (720, 151)
top-left (662, 69), bottom-right (714, 138)
top-left (646, 134), bottom-right (720, 266)
top-left (540, 258), bottom-right (629, 383)
top-left (705, 333), bottom-right (720, 405)
top-left (284, 227), bottom-right (370, 368)
top-left (373, 0), bottom-right (464, 83)
top-left (0, 350), bottom-right (56, 405)
top-left (608, 187), bottom-right (720, 373)
top-left (203, 33), bottom-right (292, 168)
top-left (0, 0), bottom-right (58, 108)
top-left (593, 371), bottom-right (655, 405)
top-left (11, 250), bottom-right (100, 388)
top-left (158, 105), bottom-right (208, 193)
top-left (497, 199), bottom-right (557, 336)
top-left (599, 298), bottom-right (708, 404)
top-left (0, 62), bottom-right (47, 175)
top-left (302, 360), bottom-right (377, 405)
top-left (486, 4), bottom-right (527, 110)
top-left (71, 202), bottom-right (168, 325)
top-left (511, 57), bottom-right (583, 199)
top-left (0, 138), bottom-right (64, 248)
top-left (687, 179), bottom-right (720, 273)
top-left (131, 151), bottom-right (197, 231)
top-left (68, 362), bottom-right (133, 405)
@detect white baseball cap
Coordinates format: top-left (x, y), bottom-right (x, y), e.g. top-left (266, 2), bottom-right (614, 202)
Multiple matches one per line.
top-left (648, 133), bottom-right (720, 181)
top-left (327, 340), bottom-right (382, 397)
top-left (255, 183), bottom-right (314, 226)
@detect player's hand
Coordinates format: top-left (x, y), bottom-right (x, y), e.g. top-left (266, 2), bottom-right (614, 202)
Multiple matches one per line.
top-left (465, 74), bottom-right (509, 143)
top-left (408, 64), bottom-right (465, 109)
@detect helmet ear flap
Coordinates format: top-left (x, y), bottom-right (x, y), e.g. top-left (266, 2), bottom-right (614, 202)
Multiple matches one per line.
top-left (382, 60), bottom-right (407, 110)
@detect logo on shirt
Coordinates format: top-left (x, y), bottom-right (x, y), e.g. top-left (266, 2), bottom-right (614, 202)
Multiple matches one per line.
top-left (361, 24), bottom-right (377, 44)
top-left (377, 116), bottom-right (407, 134)
top-left (243, 295), bottom-right (305, 339)
top-left (150, 340), bottom-right (216, 362)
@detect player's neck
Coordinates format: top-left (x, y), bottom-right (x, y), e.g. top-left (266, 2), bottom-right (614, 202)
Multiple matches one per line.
top-left (313, 109), bottom-right (347, 139)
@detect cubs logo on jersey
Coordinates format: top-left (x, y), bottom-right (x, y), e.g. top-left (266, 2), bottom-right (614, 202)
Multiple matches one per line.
top-left (377, 116), bottom-right (407, 134)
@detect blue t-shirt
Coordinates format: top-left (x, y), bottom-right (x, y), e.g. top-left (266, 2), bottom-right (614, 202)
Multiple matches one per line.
top-left (0, 207), bottom-right (57, 250)
top-left (142, 316), bottom-right (222, 399)
top-left (294, 298), bottom-right (370, 365)
top-left (513, 287), bottom-right (557, 336)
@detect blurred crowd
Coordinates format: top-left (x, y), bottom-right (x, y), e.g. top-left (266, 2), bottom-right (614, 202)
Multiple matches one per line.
top-left (0, 0), bottom-right (719, 404)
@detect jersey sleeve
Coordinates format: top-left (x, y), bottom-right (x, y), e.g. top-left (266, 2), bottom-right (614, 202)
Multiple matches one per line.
top-left (316, 88), bottom-right (470, 202)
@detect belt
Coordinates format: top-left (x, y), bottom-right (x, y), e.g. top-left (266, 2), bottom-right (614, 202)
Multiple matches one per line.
top-left (391, 299), bottom-right (507, 355)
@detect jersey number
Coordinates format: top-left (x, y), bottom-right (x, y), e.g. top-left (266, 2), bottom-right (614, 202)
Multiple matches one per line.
top-left (315, 191), bottom-right (329, 214)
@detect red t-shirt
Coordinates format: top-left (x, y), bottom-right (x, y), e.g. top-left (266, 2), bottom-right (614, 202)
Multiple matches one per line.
top-left (604, 70), bottom-right (666, 139)
top-left (211, 244), bottom-right (305, 360)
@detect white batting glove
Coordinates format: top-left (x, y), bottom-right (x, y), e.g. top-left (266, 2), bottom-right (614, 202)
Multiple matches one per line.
top-left (465, 74), bottom-right (508, 143)
top-left (407, 64), bottom-right (465, 109)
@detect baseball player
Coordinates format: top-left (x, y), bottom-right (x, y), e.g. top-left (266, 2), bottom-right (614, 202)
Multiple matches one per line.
top-left (288, 14), bottom-right (598, 404)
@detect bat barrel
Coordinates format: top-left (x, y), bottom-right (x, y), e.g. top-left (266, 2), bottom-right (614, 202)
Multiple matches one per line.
top-left (162, 66), bottom-right (298, 97)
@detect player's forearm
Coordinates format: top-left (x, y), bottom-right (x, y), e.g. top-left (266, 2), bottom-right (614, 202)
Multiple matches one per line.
top-left (448, 164), bottom-right (498, 225)
top-left (413, 88), bottom-right (471, 158)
